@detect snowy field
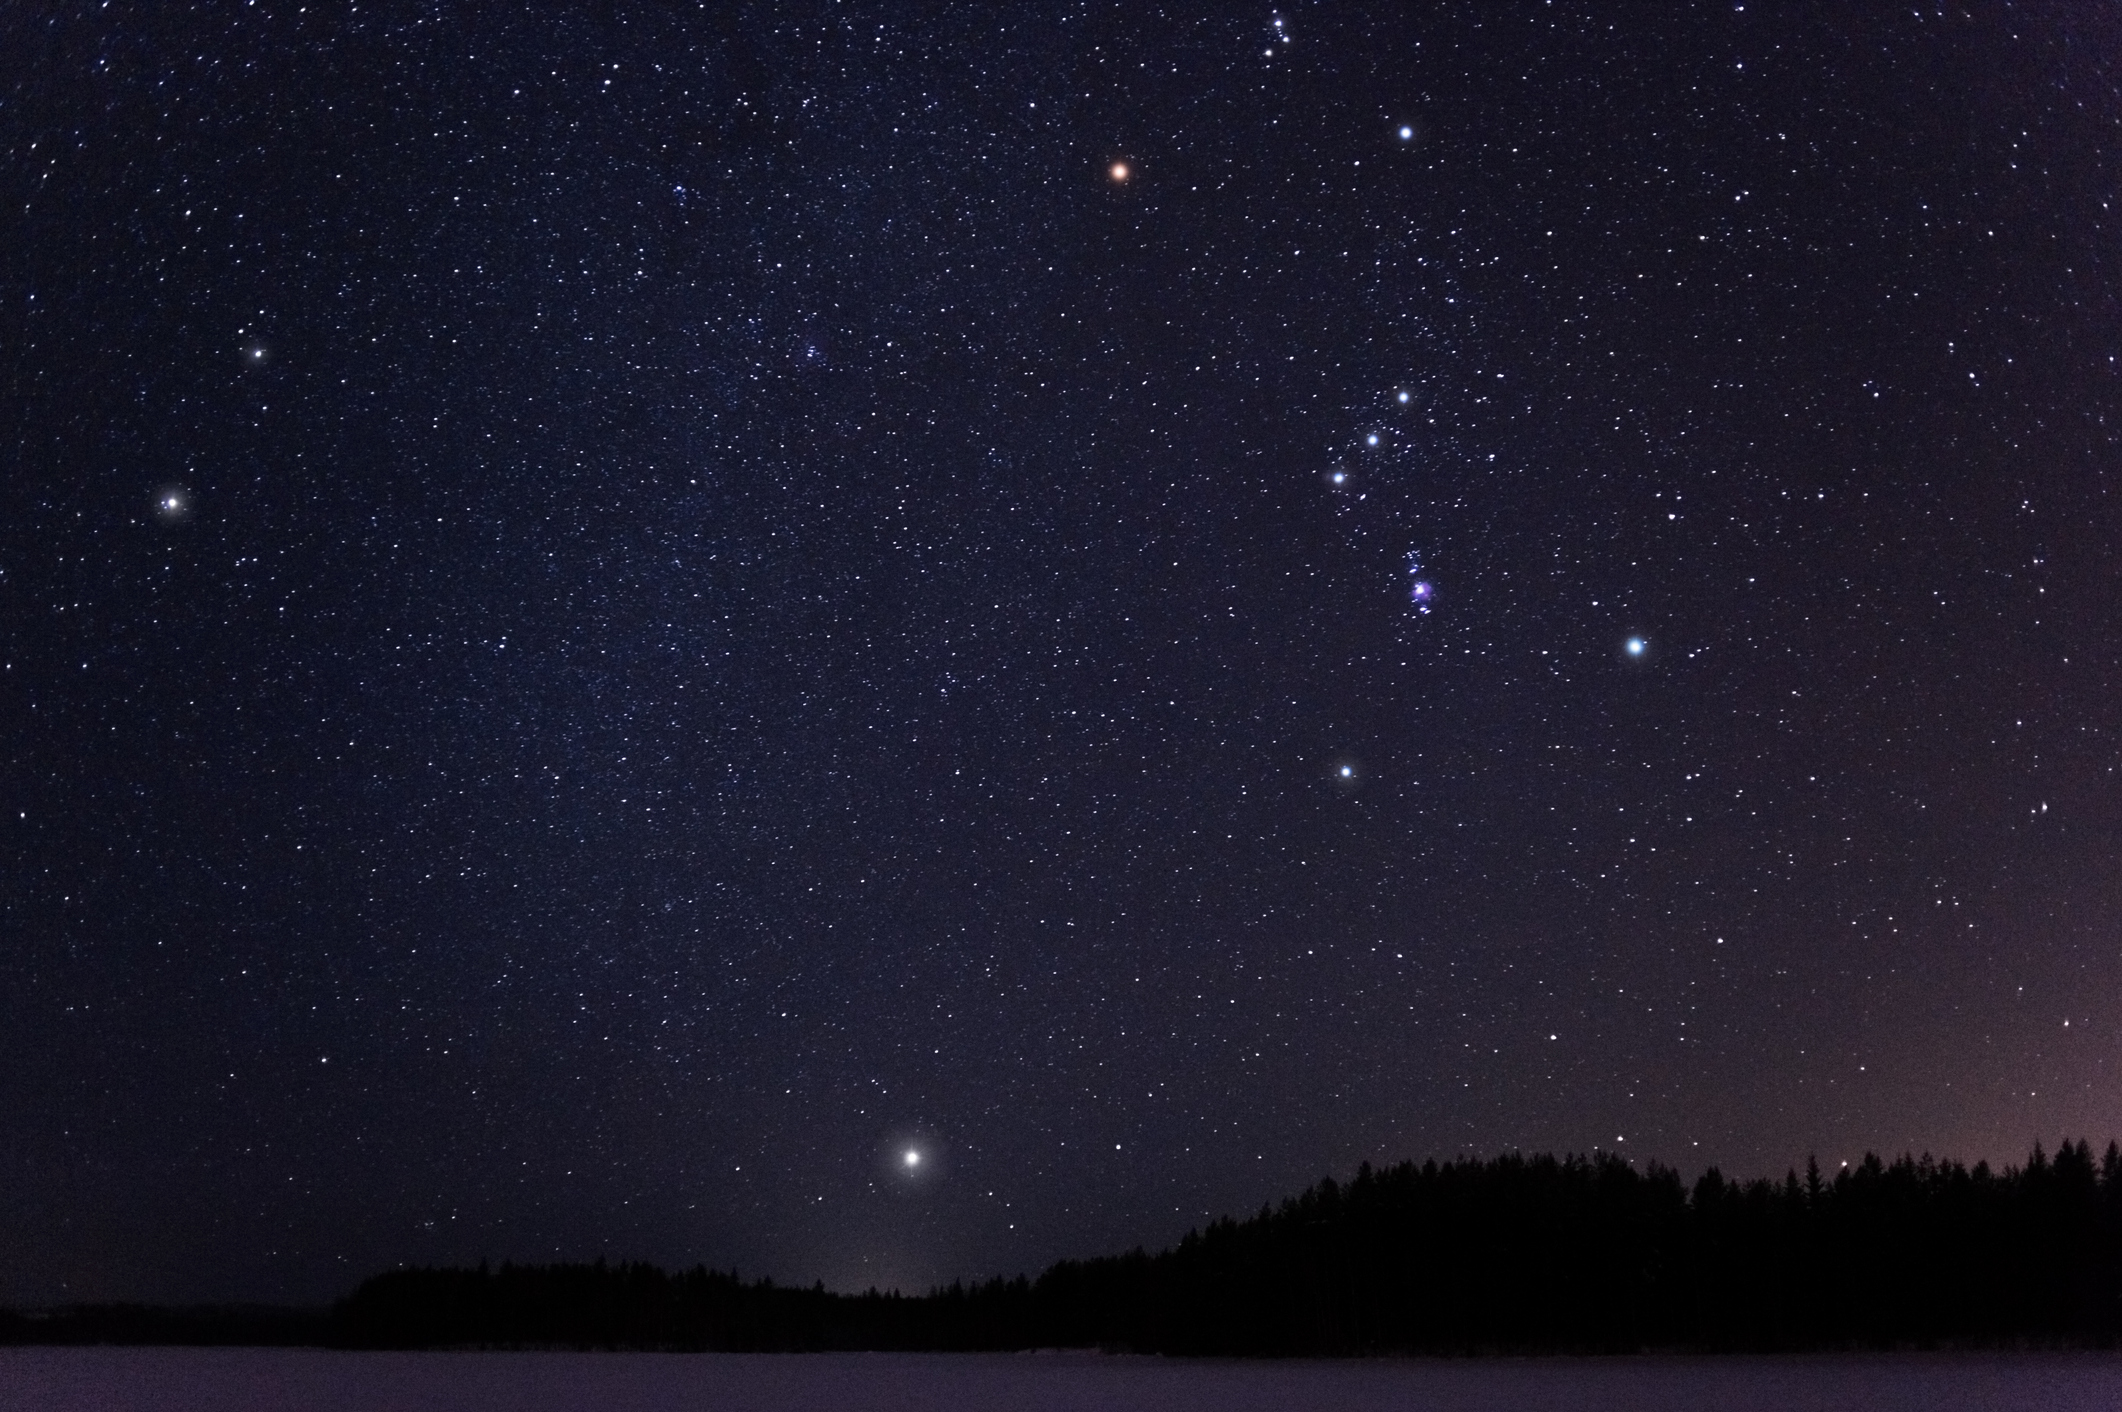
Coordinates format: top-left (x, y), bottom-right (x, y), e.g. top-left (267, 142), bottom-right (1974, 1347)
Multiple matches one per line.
top-left (6, 1347), bottom-right (2122, 1411)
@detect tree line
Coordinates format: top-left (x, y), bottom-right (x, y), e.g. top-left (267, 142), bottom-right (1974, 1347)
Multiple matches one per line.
top-left (13, 1141), bottom-right (2122, 1352)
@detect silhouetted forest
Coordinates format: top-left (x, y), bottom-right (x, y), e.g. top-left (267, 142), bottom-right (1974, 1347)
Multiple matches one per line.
top-left (14, 1142), bottom-right (2122, 1352)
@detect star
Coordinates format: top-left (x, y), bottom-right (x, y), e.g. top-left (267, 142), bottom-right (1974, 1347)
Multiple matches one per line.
top-left (1626, 637), bottom-right (1647, 656)
top-left (1109, 162), bottom-right (1129, 183)
top-left (903, 1149), bottom-right (922, 1168)
top-left (1398, 125), bottom-right (1414, 141)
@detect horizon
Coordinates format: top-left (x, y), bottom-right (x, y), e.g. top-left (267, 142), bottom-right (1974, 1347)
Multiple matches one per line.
top-left (9, 1137), bottom-right (2116, 1309)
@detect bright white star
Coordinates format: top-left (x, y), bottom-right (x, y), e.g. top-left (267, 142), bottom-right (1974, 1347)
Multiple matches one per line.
top-left (903, 1149), bottom-right (921, 1168)
top-left (1626, 637), bottom-right (1646, 656)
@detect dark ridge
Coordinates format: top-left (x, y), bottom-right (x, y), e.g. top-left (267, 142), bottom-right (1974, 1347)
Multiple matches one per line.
top-left (0, 1304), bottom-right (327, 1346)
top-left (13, 1142), bottom-right (2122, 1353)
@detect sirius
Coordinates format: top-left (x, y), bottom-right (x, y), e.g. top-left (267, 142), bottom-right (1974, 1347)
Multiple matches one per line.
top-left (1626, 637), bottom-right (1646, 656)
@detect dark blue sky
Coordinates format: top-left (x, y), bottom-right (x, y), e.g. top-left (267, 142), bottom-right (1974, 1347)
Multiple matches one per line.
top-left (5, 1), bottom-right (2120, 1304)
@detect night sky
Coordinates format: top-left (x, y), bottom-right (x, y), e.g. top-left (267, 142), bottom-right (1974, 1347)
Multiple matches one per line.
top-left (6, 2), bottom-right (2121, 1306)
